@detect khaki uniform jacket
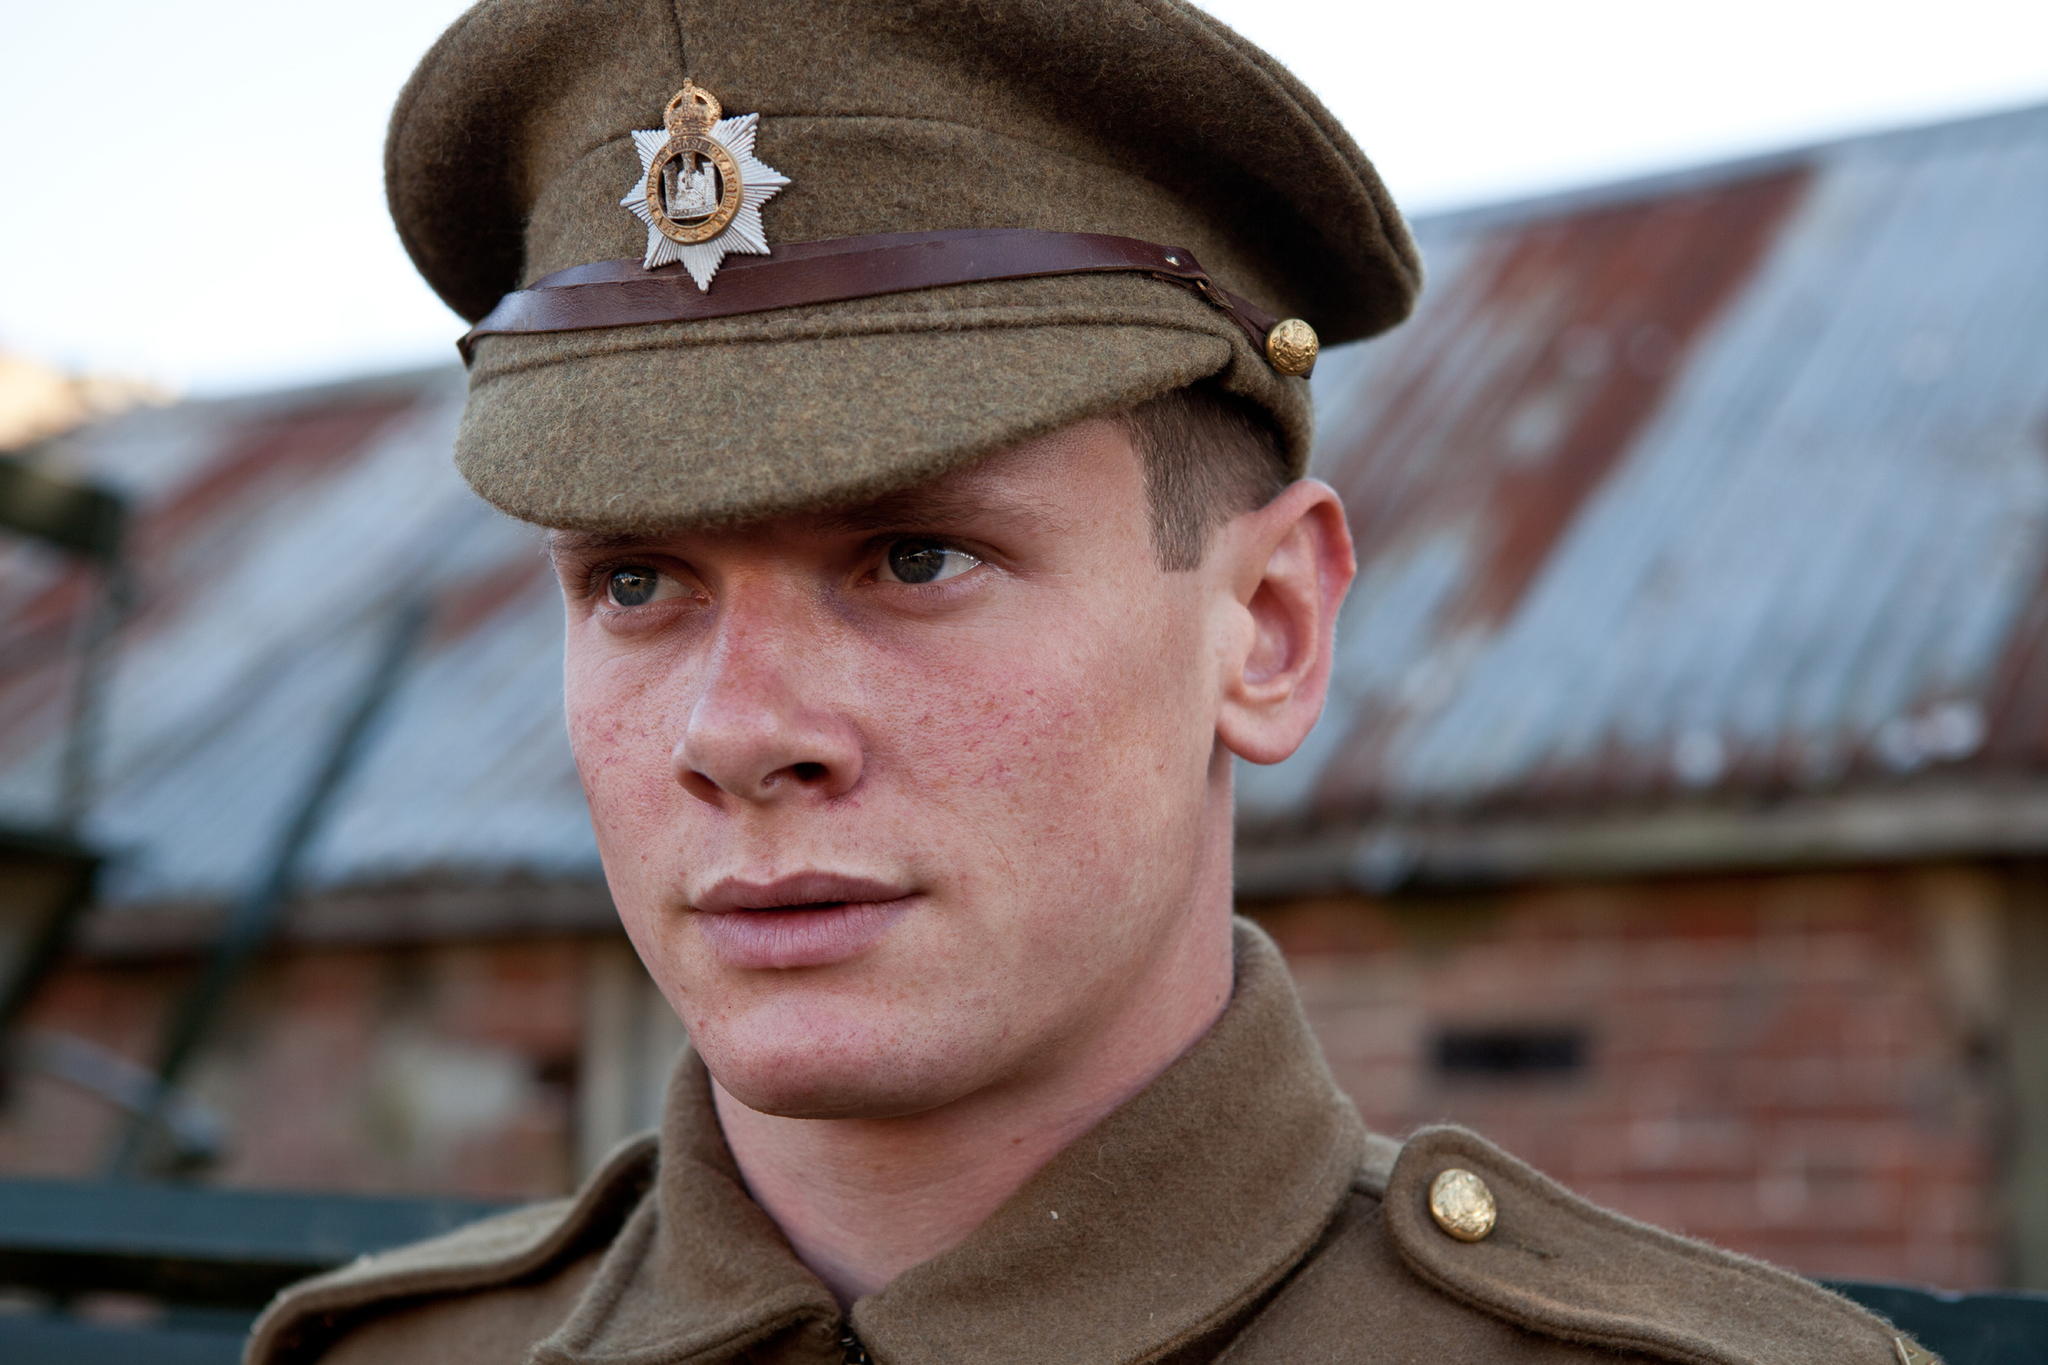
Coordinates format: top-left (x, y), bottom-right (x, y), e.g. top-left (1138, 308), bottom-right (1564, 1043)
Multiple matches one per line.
top-left (247, 923), bottom-right (1915, 1365)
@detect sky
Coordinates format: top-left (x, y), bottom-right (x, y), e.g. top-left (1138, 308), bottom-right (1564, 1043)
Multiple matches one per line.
top-left (3, 0), bottom-right (2046, 396)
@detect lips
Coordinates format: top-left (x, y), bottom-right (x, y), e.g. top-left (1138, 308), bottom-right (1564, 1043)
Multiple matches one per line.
top-left (691, 872), bottom-right (916, 969)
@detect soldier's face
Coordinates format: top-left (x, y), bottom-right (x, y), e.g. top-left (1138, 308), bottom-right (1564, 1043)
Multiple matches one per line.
top-left (554, 419), bottom-right (1340, 1120)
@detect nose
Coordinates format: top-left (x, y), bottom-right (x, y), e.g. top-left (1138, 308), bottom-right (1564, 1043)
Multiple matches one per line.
top-left (672, 587), bottom-right (864, 807)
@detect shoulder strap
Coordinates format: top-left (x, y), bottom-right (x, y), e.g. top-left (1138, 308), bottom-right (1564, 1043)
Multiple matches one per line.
top-left (1382, 1125), bottom-right (1916, 1365)
top-left (1357, 1129), bottom-right (1403, 1197)
top-left (245, 1134), bottom-right (658, 1365)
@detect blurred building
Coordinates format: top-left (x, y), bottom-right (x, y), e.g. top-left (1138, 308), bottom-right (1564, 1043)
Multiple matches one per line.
top-left (1243, 100), bottom-right (2048, 1290)
top-left (0, 368), bottom-right (675, 1200)
top-left (0, 100), bottom-right (2042, 1288)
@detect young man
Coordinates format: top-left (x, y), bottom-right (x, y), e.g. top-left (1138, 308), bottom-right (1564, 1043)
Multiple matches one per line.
top-left (251, 2), bottom-right (1916, 1361)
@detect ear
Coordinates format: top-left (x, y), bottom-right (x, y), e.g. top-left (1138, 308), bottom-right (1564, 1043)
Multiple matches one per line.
top-left (1212, 479), bottom-right (1356, 766)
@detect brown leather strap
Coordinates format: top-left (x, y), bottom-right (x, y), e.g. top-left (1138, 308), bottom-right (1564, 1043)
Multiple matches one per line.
top-left (458, 229), bottom-right (1285, 366)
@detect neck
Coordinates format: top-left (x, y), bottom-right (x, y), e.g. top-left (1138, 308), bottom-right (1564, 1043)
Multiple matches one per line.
top-left (712, 774), bottom-right (1239, 1307)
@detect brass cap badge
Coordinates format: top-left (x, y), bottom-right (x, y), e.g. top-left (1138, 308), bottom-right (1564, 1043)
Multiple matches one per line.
top-left (620, 79), bottom-right (790, 290)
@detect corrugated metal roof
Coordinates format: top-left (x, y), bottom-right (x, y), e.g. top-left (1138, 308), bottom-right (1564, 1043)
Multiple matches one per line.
top-left (1240, 100), bottom-right (2048, 841)
top-left (0, 370), bottom-right (600, 909)
top-left (3, 101), bottom-right (2044, 911)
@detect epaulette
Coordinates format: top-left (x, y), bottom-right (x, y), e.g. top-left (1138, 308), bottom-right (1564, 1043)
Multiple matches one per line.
top-left (1381, 1126), bottom-right (1928, 1365)
top-left (244, 1133), bottom-right (658, 1365)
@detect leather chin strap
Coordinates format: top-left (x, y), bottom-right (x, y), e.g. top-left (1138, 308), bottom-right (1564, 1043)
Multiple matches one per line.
top-left (458, 228), bottom-right (1298, 372)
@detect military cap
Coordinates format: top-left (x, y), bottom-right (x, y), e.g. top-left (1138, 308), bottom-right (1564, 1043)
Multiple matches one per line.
top-left (387, 0), bottom-right (1422, 529)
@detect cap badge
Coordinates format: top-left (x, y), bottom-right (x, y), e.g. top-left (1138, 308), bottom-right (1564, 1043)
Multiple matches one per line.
top-left (620, 80), bottom-right (790, 290)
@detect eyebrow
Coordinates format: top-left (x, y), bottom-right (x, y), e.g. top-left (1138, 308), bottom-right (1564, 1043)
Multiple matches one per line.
top-left (544, 483), bottom-right (1068, 558)
top-left (547, 530), bottom-right (655, 562)
top-left (818, 485), bottom-right (1064, 537)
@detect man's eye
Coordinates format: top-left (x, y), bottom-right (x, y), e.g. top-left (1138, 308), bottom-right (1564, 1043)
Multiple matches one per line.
top-left (882, 539), bottom-right (981, 585)
top-left (606, 565), bottom-right (669, 607)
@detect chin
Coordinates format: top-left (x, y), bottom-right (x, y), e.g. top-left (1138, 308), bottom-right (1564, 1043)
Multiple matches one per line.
top-left (690, 1002), bottom-right (994, 1121)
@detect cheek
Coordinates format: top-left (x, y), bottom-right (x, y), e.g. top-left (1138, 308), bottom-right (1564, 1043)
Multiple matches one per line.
top-left (891, 593), bottom-right (1208, 881)
top-left (564, 635), bottom-right (687, 844)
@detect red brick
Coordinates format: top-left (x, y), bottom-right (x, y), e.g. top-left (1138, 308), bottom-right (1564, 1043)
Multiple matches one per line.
top-left (1251, 866), bottom-right (2003, 1288)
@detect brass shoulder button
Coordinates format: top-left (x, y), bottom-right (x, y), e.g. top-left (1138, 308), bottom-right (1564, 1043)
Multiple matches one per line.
top-left (1265, 318), bottom-right (1319, 377)
top-left (1895, 1336), bottom-right (1943, 1365)
top-left (1429, 1167), bottom-right (1497, 1242)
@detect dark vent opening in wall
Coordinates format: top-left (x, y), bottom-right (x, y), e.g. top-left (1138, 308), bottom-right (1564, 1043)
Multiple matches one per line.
top-left (1432, 1026), bottom-right (1588, 1079)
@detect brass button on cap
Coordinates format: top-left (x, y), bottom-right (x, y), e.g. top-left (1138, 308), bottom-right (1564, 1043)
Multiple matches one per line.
top-left (1265, 318), bottom-right (1319, 376)
top-left (1429, 1167), bottom-right (1497, 1242)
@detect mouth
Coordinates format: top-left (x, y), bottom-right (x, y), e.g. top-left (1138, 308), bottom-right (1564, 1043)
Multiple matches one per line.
top-left (691, 872), bottom-right (917, 969)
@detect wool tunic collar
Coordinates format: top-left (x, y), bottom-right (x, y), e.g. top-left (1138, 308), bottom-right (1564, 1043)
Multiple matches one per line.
top-left (533, 920), bottom-right (1367, 1365)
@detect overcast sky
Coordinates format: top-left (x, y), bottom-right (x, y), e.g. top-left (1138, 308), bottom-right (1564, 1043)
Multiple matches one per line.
top-left (4, 0), bottom-right (2045, 395)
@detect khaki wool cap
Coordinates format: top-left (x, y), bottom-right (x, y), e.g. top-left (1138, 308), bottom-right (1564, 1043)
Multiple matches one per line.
top-left (387, 0), bottom-right (1424, 530)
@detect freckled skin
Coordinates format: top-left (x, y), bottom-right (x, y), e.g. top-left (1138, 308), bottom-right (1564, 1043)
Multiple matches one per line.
top-left (554, 418), bottom-right (1354, 1303)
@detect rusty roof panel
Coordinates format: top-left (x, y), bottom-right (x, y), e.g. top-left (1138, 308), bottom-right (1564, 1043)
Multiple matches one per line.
top-left (0, 371), bottom-right (601, 909)
top-left (1241, 102), bottom-right (2048, 831)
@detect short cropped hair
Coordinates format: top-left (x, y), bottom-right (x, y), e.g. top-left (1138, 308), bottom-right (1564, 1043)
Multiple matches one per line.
top-left (1115, 383), bottom-right (1292, 571)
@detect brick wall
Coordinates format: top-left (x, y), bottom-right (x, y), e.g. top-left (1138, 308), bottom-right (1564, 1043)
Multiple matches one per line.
top-left (1251, 864), bottom-right (2012, 1288)
top-left (0, 937), bottom-right (591, 1200)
